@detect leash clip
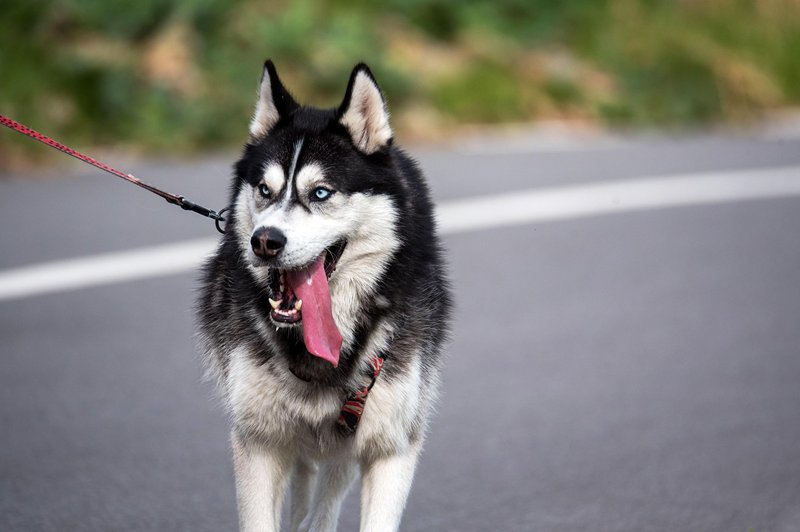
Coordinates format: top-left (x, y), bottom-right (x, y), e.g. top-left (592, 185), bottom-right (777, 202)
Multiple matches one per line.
top-left (176, 196), bottom-right (229, 234)
top-left (214, 207), bottom-right (230, 234)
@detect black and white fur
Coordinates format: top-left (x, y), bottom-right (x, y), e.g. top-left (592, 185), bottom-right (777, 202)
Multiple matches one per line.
top-left (197, 61), bottom-right (451, 532)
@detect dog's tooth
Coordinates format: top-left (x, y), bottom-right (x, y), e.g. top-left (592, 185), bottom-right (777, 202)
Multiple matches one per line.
top-left (269, 298), bottom-right (282, 309)
top-left (294, 299), bottom-right (302, 311)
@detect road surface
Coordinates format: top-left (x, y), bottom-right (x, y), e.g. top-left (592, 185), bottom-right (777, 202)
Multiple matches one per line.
top-left (2, 131), bottom-right (800, 531)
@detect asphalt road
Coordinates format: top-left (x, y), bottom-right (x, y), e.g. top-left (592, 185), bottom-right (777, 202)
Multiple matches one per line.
top-left (2, 131), bottom-right (800, 531)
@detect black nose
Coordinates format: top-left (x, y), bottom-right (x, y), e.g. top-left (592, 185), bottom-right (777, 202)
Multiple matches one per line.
top-left (251, 227), bottom-right (287, 259)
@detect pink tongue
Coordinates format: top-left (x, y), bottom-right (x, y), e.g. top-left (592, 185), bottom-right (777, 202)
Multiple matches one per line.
top-left (285, 255), bottom-right (342, 367)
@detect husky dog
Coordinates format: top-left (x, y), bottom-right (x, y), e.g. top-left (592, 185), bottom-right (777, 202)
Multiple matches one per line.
top-left (197, 61), bottom-right (451, 532)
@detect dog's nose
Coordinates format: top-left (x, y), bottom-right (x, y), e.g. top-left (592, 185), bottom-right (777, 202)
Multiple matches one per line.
top-left (251, 227), bottom-right (287, 259)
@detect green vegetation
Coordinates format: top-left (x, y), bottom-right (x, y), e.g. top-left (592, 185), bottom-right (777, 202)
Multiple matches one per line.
top-left (2, 0), bottom-right (799, 163)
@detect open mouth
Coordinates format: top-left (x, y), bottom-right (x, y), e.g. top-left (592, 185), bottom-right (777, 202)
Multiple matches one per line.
top-left (267, 240), bottom-right (347, 324)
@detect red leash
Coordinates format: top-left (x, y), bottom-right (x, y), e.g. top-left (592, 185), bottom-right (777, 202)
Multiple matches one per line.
top-left (0, 114), bottom-right (227, 232)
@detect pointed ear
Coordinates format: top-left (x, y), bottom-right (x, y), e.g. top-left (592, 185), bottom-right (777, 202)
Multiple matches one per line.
top-left (337, 64), bottom-right (393, 154)
top-left (249, 60), bottom-right (299, 141)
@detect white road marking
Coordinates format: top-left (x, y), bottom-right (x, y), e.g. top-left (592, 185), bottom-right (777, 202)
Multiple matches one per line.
top-left (1, 165), bottom-right (799, 301)
top-left (0, 239), bottom-right (214, 301)
top-left (436, 165), bottom-right (800, 234)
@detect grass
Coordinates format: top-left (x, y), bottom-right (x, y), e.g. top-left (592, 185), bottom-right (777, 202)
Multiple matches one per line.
top-left (1, 0), bottom-right (799, 164)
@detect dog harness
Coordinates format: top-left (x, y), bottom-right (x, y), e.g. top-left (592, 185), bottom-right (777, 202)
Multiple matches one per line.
top-left (337, 355), bottom-right (385, 435)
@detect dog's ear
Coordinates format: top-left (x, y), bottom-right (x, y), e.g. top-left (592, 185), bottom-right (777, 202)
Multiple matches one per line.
top-left (337, 63), bottom-right (393, 154)
top-left (249, 60), bottom-right (299, 141)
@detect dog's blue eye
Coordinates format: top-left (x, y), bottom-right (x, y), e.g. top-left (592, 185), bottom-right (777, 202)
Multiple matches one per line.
top-left (313, 187), bottom-right (333, 201)
top-left (258, 184), bottom-right (270, 198)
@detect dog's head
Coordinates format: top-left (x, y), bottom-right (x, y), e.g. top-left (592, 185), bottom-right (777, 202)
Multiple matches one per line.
top-left (229, 61), bottom-right (404, 366)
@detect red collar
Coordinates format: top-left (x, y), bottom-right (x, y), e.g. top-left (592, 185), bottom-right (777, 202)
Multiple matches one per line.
top-left (337, 355), bottom-right (385, 435)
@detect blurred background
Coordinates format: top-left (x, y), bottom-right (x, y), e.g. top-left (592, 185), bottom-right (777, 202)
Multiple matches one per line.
top-left (2, 2), bottom-right (800, 532)
top-left (2, 0), bottom-right (800, 165)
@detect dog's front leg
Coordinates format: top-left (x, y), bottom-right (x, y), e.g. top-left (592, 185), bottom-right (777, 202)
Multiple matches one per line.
top-left (359, 445), bottom-right (421, 532)
top-left (299, 459), bottom-right (357, 532)
top-left (232, 431), bottom-right (293, 532)
top-left (288, 458), bottom-right (317, 532)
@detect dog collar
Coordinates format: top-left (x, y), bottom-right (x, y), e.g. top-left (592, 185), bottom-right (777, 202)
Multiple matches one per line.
top-left (337, 355), bottom-right (385, 435)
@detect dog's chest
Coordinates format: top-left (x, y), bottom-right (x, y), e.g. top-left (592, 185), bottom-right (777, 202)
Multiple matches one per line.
top-left (226, 348), bottom-right (421, 459)
top-left (228, 354), bottom-right (347, 452)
